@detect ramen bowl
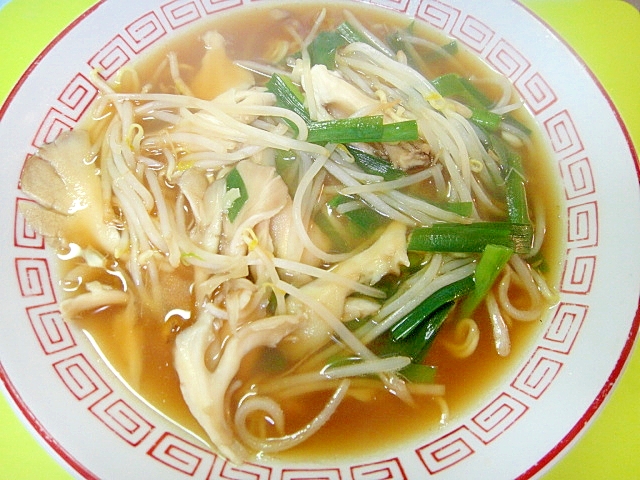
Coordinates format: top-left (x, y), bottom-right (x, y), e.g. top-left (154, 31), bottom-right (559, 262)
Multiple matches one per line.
top-left (1, 0), bottom-right (639, 478)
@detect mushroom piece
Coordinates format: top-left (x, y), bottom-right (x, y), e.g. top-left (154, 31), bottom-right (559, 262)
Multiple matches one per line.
top-left (19, 129), bottom-right (120, 254)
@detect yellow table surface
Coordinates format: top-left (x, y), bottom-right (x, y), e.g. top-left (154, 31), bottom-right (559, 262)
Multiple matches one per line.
top-left (0, 1), bottom-right (638, 478)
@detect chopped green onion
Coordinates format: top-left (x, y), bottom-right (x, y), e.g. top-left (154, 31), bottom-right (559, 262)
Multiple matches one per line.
top-left (458, 76), bottom-right (493, 107)
top-left (422, 39), bottom-right (458, 62)
top-left (308, 30), bottom-right (348, 69)
top-left (502, 114), bottom-right (532, 136)
top-left (346, 146), bottom-right (406, 181)
top-left (376, 301), bottom-right (454, 362)
top-left (528, 250), bottom-right (550, 274)
top-left (307, 116), bottom-right (384, 144)
top-left (316, 195), bottom-right (388, 251)
top-left (336, 21), bottom-right (370, 45)
top-left (387, 30), bottom-right (428, 72)
top-left (488, 133), bottom-right (531, 226)
top-left (432, 74), bottom-right (532, 138)
top-left (266, 73), bottom-right (310, 123)
top-left (274, 149), bottom-right (299, 198)
top-left (343, 205), bottom-right (387, 237)
top-left (432, 201), bottom-right (474, 217)
top-left (469, 106), bottom-right (502, 132)
top-left (379, 120), bottom-right (419, 142)
top-left (225, 167), bottom-right (248, 222)
top-left (267, 74), bottom-right (418, 145)
top-left (388, 31), bottom-right (458, 70)
top-left (432, 73), bottom-right (491, 109)
top-left (266, 290), bottom-right (278, 315)
top-left (308, 21), bottom-right (390, 68)
top-left (505, 168), bottom-right (530, 225)
top-left (488, 133), bottom-right (514, 169)
top-left (314, 207), bottom-right (351, 252)
top-left (459, 244), bottom-right (513, 318)
top-left (328, 194), bottom-right (388, 237)
top-left (399, 363), bottom-right (437, 383)
top-left (408, 222), bottom-right (533, 255)
top-left (504, 152), bottom-right (531, 226)
top-left (306, 116), bottom-right (418, 145)
top-left (431, 73), bottom-right (465, 97)
top-left (391, 276), bottom-right (474, 341)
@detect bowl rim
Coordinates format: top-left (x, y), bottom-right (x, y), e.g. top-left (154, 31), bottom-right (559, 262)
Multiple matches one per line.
top-left (1, 0), bottom-right (639, 478)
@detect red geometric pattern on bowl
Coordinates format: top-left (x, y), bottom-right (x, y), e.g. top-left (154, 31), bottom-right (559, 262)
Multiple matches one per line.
top-left (363, 0), bottom-right (412, 14)
top-left (544, 110), bottom-right (584, 159)
top-left (9, 0), bottom-right (603, 477)
top-left (561, 249), bottom-right (596, 295)
top-left (567, 201), bottom-right (598, 248)
top-left (543, 302), bottom-right (588, 354)
top-left (14, 257), bottom-right (57, 303)
top-left (147, 431), bottom-right (217, 476)
top-left (512, 347), bottom-right (563, 399)
top-left (470, 392), bottom-right (528, 443)
top-left (56, 73), bottom-right (98, 121)
top-left (280, 467), bottom-right (342, 480)
top-left (161, 0), bottom-right (205, 28)
top-left (88, 35), bottom-right (136, 80)
top-left (559, 156), bottom-right (596, 199)
top-left (28, 74), bottom-right (97, 150)
top-left (200, 0), bottom-right (244, 14)
top-left (217, 459), bottom-right (273, 479)
top-left (418, 1), bottom-right (557, 112)
top-left (416, 392), bottom-right (528, 474)
top-left (52, 353), bottom-right (113, 401)
top-left (417, 425), bottom-right (477, 474)
top-left (416, 1), bottom-right (461, 32)
top-left (26, 303), bottom-right (76, 354)
top-left (486, 38), bottom-right (531, 82)
top-left (350, 458), bottom-right (407, 479)
top-left (90, 397), bottom-right (155, 446)
top-left (14, 198), bottom-right (45, 249)
top-left (451, 15), bottom-right (495, 53)
top-left (124, 11), bottom-right (168, 53)
top-left (31, 108), bottom-right (77, 148)
top-left (517, 71), bottom-right (558, 114)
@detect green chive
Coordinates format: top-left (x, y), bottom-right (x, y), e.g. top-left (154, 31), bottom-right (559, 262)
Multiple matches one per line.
top-left (469, 106), bottom-right (502, 132)
top-left (376, 301), bottom-right (454, 363)
top-left (391, 276), bottom-right (474, 341)
top-left (327, 194), bottom-right (388, 237)
top-left (307, 117), bottom-right (418, 145)
top-left (266, 73), bottom-right (310, 124)
top-left (459, 244), bottom-right (513, 318)
top-left (346, 146), bottom-right (407, 181)
top-left (225, 167), bottom-right (248, 222)
top-left (336, 21), bottom-right (370, 45)
top-left (308, 30), bottom-right (348, 69)
top-left (408, 222), bottom-right (533, 255)
top-left (399, 363), bottom-right (438, 383)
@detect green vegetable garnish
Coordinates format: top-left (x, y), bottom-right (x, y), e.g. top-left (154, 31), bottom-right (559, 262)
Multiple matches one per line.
top-left (459, 244), bottom-right (513, 318)
top-left (390, 276), bottom-right (474, 341)
top-left (225, 167), bottom-right (248, 222)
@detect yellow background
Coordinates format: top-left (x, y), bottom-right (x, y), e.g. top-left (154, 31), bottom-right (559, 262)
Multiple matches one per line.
top-left (0, 1), bottom-right (638, 478)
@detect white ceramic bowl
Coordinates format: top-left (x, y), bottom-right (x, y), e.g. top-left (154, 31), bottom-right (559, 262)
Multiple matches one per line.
top-left (1, 0), bottom-right (639, 478)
